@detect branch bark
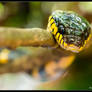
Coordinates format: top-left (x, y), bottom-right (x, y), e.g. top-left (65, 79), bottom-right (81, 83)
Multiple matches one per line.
top-left (0, 27), bottom-right (56, 49)
top-left (0, 27), bottom-right (74, 75)
top-left (0, 47), bottom-right (74, 74)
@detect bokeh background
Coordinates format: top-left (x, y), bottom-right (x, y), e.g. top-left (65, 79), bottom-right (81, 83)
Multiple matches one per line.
top-left (0, 1), bottom-right (92, 90)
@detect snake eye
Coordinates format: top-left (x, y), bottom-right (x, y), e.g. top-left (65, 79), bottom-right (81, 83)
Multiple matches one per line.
top-left (58, 25), bottom-right (65, 35)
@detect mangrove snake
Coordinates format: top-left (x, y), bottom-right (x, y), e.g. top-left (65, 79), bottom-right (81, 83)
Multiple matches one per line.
top-left (0, 10), bottom-right (91, 82)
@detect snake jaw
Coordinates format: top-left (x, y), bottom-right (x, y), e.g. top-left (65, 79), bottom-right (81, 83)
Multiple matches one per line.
top-left (64, 44), bottom-right (82, 53)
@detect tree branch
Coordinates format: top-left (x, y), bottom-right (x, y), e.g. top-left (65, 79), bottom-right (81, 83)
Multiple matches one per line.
top-left (0, 27), bottom-right (56, 49)
top-left (0, 27), bottom-right (74, 74)
top-left (0, 47), bottom-right (74, 74)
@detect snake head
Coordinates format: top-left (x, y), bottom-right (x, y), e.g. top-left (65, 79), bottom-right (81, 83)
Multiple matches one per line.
top-left (47, 10), bottom-right (91, 53)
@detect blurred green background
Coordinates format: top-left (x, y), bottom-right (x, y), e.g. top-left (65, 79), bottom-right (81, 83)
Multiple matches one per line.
top-left (0, 1), bottom-right (92, 90)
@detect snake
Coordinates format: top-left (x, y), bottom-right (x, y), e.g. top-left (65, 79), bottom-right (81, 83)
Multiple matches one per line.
top-left (0, 10), bottom-right (91, 82)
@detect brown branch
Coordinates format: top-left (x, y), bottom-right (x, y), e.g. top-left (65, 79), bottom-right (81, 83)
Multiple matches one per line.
top-left (0, 27), bottom-right (75, 75)
top-left (0, 27), bottom-right (56, 49)
top-left (0, 47), bottom-right (74, 74)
